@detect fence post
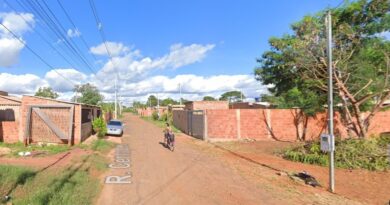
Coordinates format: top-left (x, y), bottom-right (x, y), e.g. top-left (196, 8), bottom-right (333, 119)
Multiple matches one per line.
top-left (203, 110), bottom-right (208, 141)
top-left (236, 109), bottom-right (241, 139)
top-left (266, 109), bottom-right (272, 139)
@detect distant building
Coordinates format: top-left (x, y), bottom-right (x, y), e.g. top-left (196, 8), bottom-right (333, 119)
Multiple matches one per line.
top-left (184, 101), bottom-right (229, 110)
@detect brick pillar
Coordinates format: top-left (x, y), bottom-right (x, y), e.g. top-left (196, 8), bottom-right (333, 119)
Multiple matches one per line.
top-left (236, 109), bottom-right (241, 139)
top-left (266, 109), bottom-right (272, 139)
top-left (203, 110), bottom-right (208, 141)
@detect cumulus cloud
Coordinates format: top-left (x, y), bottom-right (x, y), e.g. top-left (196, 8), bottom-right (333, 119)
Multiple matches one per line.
top-left (0, 12), bottom-right (34, 36)
top-left (96, 43), bottom-right (215, 83)
top-left (0, 38), bottom-right (24, 67)
top-left (118, 74), bottom-right (267, 102)
top-left (44, 68), bottom-right (88, 92)
top-left (67, 28), bottom-right (81, 38)
top-left (90, 41), bottom-right (130, 56)
top-left (0, 12), bottom-right (34, 67)
top-left (0, 73), bottom-right (45, 94)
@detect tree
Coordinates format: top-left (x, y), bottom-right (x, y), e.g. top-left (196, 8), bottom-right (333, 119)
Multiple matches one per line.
top-left (219, 91), bottom-right (245, 102)
top-left (147, 95), bottom-right (158, 107)
top-left (35, 87), bottom-right (59, 99)
top-left (255, 0), bottom-right (390, 138)
top-left (203, 96), bottom-right (216, 101)
top-left (73, 83), bottom-right (103, 105)
top-left (160, 98), bottom-right (178, 106)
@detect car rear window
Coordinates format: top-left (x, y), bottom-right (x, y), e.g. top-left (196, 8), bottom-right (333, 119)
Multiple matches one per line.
top-left (108, 121), bottom-right (122, 126)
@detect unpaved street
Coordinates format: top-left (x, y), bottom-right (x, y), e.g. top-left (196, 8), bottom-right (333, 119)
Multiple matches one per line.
top-left (98, 114), bottom-right (361, 205)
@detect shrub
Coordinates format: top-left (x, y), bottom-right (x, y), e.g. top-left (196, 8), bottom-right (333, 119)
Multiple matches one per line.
top-left (152, 111), bottom-right (159, 121)
top-left (283, 137), bottom-right (389, 171)
top-left (92, 117), bottom-right (107, 138)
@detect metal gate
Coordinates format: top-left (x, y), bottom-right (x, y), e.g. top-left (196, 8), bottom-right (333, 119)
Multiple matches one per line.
top-left (25, 105), bottom-right (74, 145)
top-left (188, 110), bottom-right (204, 139)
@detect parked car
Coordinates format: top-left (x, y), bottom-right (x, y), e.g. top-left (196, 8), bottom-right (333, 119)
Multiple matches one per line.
top-left (106, 120), bottom-right (123, 136)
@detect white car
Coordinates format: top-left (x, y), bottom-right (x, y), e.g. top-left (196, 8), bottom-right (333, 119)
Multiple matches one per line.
top-left (106, 120), bottom-right (123, 136)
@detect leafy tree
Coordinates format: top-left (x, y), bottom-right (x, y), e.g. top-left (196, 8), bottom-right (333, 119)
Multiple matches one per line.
top-left (73, 83), bottom-right (103, 105)
top-left (92, 117), bottom-right (107, 138)
top-left (160, 98), bottom-right (178, 106)
top-left (34, 87), bottom-right (59, 99)
top-left (219, 91), bottom-right (245, 102)
top-left (255, 0), bottom-right (390, 138)
top-left (132, 101), bottom-right (146, 108)
top-left (147, 95), bottom-right (158, 107)
top-left (203, 96), bottom-right (216, 101)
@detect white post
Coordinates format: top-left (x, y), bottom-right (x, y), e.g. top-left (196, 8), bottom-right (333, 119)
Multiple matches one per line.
top-left (114, 77), bottom-right (118, 119)
top-left (326, 11), bottom-right (335, 193)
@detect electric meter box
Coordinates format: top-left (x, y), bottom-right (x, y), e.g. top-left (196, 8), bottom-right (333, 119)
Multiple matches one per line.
top-left (320, 134), bottom-right (334, 152)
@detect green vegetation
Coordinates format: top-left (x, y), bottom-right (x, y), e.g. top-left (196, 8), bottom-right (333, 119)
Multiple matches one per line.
top-left (73, 83), bottom-right (103, 105)
top-left (219, 91), bottom-right (245, 102)
top-left (152, 111), bottom-right (159, 121)
top-left (0, 142), bottom-right (70, 157)
top-left (7, 158), bottom-right (101, 205)
top-left (34, 87), bottom-right (59, 99)
top-left (255, 0), bottom-right (390, 138)
top-left (283, 135), bottom-right (390, 171)
top-left (203, 96), bottom-right (216, 101)
top-left (92, 117), bottom-right (107, 138)
top-left (90, 139), bottom-right (116, 153)
top-left (0, 165), bottom-right (36, 200)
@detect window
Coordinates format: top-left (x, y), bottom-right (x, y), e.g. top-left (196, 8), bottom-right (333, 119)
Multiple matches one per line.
top-left (82, 109), bottom-right (92, 123)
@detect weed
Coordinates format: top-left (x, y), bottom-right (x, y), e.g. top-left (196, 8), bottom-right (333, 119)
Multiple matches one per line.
top-left (0, 165), bottom-right (36, 198)
top-left (284, 137), bottom-right (389, 171)
top-left (91, 139), bottom-right (115, 153)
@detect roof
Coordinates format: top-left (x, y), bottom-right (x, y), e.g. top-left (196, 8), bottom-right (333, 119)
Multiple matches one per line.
top-left (0, 95), bottom-right (22, 103)
top-left (23, 95), bottom-right (101, 108)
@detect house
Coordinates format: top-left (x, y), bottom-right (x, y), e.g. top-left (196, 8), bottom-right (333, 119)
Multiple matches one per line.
top-left (0, 91), bottom-right (101, 145)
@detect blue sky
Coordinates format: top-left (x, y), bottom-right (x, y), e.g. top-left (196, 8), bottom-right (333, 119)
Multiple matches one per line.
top-left (0, 0), bottom-right (341, 102)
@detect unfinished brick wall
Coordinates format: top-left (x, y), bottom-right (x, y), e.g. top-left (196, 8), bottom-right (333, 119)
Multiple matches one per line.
top-left (0, 97), bottom-right (21, 143)
top-left (173, 110), bottom-right (189, 133)
top-left (185, 101), bottom-right (229, 110)
top-left (202, 108), bottom-right (390, 141)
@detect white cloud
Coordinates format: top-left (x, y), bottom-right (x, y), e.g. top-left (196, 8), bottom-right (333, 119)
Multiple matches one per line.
top-left (0, 38), bottom-right (24, 67)
top-left (118, 74), bottom-right (267, 102)
top-left (0, 73), bottom-right (45, 94)
top-left (0, 12), bottom-right (34, 67)
top-left (90, 41), bottom-right (130, 56)
top-left (96, 43), bottom-right (215, 83)
top-left (44, 68), bottom-right (88, 92)
top-left (0, 12), bottom-right (34, 36)
top-left (378, 31), bottom-right (390, 40)
top-left (67, 28), bottom-right (81, 38)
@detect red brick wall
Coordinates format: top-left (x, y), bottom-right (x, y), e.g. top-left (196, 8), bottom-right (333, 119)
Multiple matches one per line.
top-left (239, 109), bottom-right (269, 140)
top-left (206, 109), bottom-right (238, 139)
top-left (0, 121), bottom-right (19, 143)
top-left (204, 108), bottom-right (390, 141)
top-left (186, 101), bottom-right (229, 111)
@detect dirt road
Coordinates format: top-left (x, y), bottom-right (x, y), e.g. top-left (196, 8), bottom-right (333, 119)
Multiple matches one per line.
top-left (98, 114), bottom-right (362, 205)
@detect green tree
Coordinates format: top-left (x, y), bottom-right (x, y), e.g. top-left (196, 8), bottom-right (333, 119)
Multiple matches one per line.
top-left (219, 91), bottom-right (245, 102)
top-left (160, 98), bottom-right (178, 106)
top-left (255, 0), bottom-right (390, 138)
top-left (203, 96), bottom-right (216, 101)
top-left (34, 87), bottom-right (59, 99)
top-left (73, 83), bottom-right (103, 105)
top-left (147, 95), bottom-right (158, 107)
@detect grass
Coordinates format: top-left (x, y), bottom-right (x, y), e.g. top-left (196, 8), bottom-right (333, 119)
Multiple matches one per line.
top-left (141, 116), bottom-right (181, 133)
top-left (283, 135), bottom-right (390, 171)
top-left (0, 142), bottom-right (70, 157)
top-left (0, 150), bottom-right (111, 204)
top-left (90, 139), bottom-right (116, 153)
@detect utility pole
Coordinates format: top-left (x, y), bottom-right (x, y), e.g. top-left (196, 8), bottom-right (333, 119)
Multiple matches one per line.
top-left (179, 83), bottom-right (182, 105)
top-left (326, 10), bottom-right (335, 193)
top-left (114, 77), bottom-right (118, 119)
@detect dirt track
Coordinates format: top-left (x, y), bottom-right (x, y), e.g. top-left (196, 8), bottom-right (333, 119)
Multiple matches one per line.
top-left (97, 114), bottom-right (362, 205)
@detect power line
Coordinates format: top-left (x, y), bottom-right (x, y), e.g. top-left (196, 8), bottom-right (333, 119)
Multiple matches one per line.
top-left (0, 22), bottom-right (76, 88)
top-left (4, 0), bottom-right (79, 70)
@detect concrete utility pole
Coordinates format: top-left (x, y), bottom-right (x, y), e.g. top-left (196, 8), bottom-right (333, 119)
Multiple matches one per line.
top-left (114, 77), bottom-right (118, 119)
top-left (179, 83), bottom-right (182, 105)
top-left (326, 10), bottom-right (335, 193)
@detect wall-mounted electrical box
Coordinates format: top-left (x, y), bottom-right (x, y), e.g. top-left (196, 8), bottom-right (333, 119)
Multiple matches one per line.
top-left (320, 134), bottom-right (334, 152)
